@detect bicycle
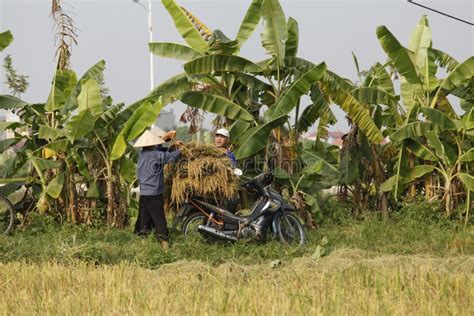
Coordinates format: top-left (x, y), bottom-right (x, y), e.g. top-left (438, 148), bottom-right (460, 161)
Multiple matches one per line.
top-left (0, 192), bottom-right (15, 234)
top-left (0, 178), bottom-right (35, 234)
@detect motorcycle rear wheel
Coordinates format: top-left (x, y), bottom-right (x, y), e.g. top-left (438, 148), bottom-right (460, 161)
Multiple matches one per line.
top-left (276, 213), bottom-right (305, 246)
top-left (181, 213), bottom-right (209, 240)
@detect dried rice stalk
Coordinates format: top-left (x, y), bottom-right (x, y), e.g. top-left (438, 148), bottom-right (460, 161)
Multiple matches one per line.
top-left (170, 143), bottom-right (239, 206)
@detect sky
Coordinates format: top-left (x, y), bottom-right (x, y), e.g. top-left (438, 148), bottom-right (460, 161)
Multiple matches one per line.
top-left (0, 0), bottom-right (473, 132)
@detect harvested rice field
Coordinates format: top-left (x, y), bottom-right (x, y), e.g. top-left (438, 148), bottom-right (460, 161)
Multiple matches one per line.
top-left (1, 250), bottom-right (473, 315)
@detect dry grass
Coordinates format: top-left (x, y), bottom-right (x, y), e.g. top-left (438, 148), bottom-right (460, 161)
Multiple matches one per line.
top-left (170, 143), bottom-right (239, 205)
top-left (1, 250), bottom-right (473, 315)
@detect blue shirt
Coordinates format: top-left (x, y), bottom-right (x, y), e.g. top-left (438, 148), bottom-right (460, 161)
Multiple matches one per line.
top-left (227, 149), bottom-right (237, 167)
top-left (137, 147), bottom-right (181, 196)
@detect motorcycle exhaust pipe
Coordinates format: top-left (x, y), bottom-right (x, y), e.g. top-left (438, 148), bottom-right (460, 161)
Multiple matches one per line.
top-left (198, 225), bottom-right (238, 241)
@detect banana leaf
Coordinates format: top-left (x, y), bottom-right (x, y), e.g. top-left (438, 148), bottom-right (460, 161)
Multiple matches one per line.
top-left (236, 0), bottom-right (263, 48)
top-left (181, 91), bottom-right (254, 121)
top-left (331, 91), bottom-right (384, 144)
top-left (364, 62), bottom-right (395, 95)
top-left (45, 69), bottom-right (77, 112)
top-left (265, 63), bottom-right (326, 121)
top-left (0, 122), bottom-right (21, 131)
top-left (235, 114), bottom-right (287, 159)
top-left (149, 42), bottom-right (201, 61)
top-left (352, 87), bottom-right (402, 126)
top-left (38, 125), bottom-right (63, 141)
top-left (404, 139), bottom-right (438, 162)
top-left (390, 122), bottom-right (435, 142)
top-left (184, 55), bottom-right (262, 75)
top-left (408, 15), bottom-right (432, 71)
top-left (86, 182), bottom-right (100, 199)
top-left (260, 0), bottom-right (287, 66)
top-left (296, 84), bottom-right (331, 133)
top-left (285, 17), bottom-right (298, 58)
top-left (338, 151), bottom-right (358, 185)
top-left (419, 107), bottom-right (457, 130)
top-left (149, 73), bottom-right (192, 105)
top-left (63, 60), bottom-right (106, 114)
top-left (119, 157), bottom-right (136, 183)
top-left (77, 79), bottom-right (103, 116)
top-left (376, 26), bottom-right (421, 85)
top-left (301, 149), bottom-right (338, 177)
top-left (0, 95), bottom-right (28, 110)
top-left (459, 148), bottom-right (474, 162)
top-left (459, 173), bottom-right (474, 191)
top-left (32, 157), bottom-right (62, 171)
top-left (45, 173), bottom-right (65, 199)
top-left (401, 165), bottom-right (435, 184)
top-left (430, 48), bottom-right (459, 72)
top-left (321, 70), bottom-right (355, 92)
top-left (229, 119), bottom-right (252, 145)
top-left (161, 0), bottom-right (208, 53)
top-left (70, 148), bottom-right (91, 181)
top-left (64, 109), bottom-right (97, 143)
top-left (439, 56), bottom-right (474, 94)
top-left (126, 100), bottom-right (164, 141)
top-left (425, 130), bottom-right (449, 163)
top-left (43, 139), bottom-right (69, 153)
top-left (0, 138), bottom-right (21, 152)
top-left (110, 99), bottom-right (163, 161)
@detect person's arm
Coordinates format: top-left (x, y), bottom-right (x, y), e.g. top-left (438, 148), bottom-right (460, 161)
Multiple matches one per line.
top-left (163, 149), bottom-right (181, 163)
top-left (227, 150), bottom-right (238, 167)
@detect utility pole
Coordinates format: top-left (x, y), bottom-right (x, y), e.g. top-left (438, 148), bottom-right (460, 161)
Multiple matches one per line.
top-left (132, 0), bottom-right (154, 91)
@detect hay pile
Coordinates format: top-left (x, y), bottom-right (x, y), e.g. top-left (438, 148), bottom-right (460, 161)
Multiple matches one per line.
top-left (170, 143), bottom-right (239, 205)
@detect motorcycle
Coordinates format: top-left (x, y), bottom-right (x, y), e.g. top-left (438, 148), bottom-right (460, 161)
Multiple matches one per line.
top-left (174, 172), bottom-right (305, 245)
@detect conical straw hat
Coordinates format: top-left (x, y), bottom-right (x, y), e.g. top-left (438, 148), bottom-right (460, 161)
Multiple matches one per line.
top-left (133, 130), bottom-right (166, 148)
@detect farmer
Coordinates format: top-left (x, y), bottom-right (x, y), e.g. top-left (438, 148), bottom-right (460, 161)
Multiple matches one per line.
top-left (133, 128), bottom-right (182, 250)
top-left (214, 128), bottom-right (239, 213)
top-left (214, 128), bottom-right (237, 167)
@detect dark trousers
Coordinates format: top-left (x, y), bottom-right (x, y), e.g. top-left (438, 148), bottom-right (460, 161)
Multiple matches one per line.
top-left (134, 194), bottom-right (169, 241)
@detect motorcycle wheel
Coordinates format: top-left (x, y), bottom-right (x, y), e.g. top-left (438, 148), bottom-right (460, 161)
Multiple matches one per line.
top-left (181, 213), bottom-right (208, 240)
top-left (276, 213), bottom-right (305, 246)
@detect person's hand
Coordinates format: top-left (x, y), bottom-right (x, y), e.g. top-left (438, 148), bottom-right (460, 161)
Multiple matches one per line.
top-left (170, 140), bottom-right (184, 150)
top-left (162, 130), bottom-right (176, 142)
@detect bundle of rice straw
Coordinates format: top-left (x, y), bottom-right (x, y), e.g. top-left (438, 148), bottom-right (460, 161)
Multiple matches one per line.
top-left (170, 143), bottom-right (239, 206)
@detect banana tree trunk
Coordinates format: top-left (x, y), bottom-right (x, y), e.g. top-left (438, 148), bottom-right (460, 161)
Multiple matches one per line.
top-left (371, 146), bottom-right (389, 219)
top-left (425, 174), bottom-right (433, 199)
top-left (66, 159), bottom-right (77, 223)
top-left (444, 178), bottom-right (454, 217)
top-left (106, 161), bottom-right (114, 226)
top-left (408, 154), bottom-right (417, 198)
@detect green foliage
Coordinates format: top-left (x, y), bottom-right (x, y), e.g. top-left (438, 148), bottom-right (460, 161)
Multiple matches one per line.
top-left (3, 55), bottom-right (29, 97)
top-left (1, 200), bottom-right (472, 268)
top-left (236, 0), bottom-right (263, 48)
top-left (260, 0), bottom-right (287, 66)
top-left (0, 30), bottom-right (13, 52)
top-left (161, 0), bottom-right (208, 53)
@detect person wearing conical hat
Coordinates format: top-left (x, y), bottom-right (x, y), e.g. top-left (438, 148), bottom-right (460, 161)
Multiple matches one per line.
top-left (133, 128), bottom-right (182, 250)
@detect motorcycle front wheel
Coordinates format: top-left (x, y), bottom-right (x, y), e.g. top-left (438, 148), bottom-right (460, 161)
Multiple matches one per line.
top-left (276, 213), bottom-right (305, 246)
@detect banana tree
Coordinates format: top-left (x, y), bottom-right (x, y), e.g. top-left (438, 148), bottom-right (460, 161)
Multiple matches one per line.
top-left (377, 16), bottom-right (474, 217)
top-left (385, 107), bottom-right (473, 218)
top-left (151, 0), bottom-right (383, 162)
top-left (0, 58), bottom-right (160, 227)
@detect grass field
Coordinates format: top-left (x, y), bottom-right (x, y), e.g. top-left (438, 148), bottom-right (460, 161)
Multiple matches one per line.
top-left (1, 203), bottom-right (473, 315)
top-left (1, 251), bottom-right (473, 315)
